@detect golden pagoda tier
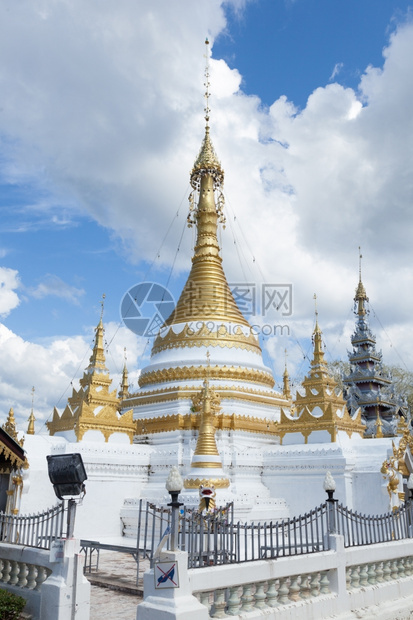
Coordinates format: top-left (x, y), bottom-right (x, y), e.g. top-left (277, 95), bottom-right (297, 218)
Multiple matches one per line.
top-left (278, 313), bottom-right (365, 444)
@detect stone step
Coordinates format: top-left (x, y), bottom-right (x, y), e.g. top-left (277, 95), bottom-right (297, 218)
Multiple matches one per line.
top-left (86, 573), bottom-right (143, 597)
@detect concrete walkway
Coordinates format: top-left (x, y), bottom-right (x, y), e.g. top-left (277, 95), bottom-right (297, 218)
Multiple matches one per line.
top-left (86, 550), bottom-right (146, 620)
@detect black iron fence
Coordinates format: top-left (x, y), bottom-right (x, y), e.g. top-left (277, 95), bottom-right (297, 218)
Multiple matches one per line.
top-left (129, 499), bottom-right (413, 570)
top-left (335, 501), bottom-right (413, 547)
top-left (129, 499), bottom-right (329, 569)
top-left (185, 502), bottom-right (329, 568)
top-left (5, 497), bottom-right (413, 573)
top-left (0, 503), bottom-right (65, 549)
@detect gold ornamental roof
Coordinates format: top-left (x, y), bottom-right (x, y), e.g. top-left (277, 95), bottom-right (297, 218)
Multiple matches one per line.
top-left (47, 316), bottom-right (136, 443)
top-left (278, 318), bottom-right (365, 443)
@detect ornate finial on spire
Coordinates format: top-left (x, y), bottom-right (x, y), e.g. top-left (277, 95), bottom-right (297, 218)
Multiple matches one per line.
top-left (27, 387), bottom-right (36, 435)
top-left (204, 38), bottom-right (210, 129)
top-left (3, 407), bottom-right (18, 441)
top-left (188, 38), bottom-right (225, 228)
top-left (100, 293), bottom-right (106, 322)
top-left (354, 249), bottom-right (368, 317)
top-left (313, 293), bottom-right (319, 324)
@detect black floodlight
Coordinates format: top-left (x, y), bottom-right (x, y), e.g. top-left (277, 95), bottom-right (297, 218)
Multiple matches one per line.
top-left (47, 453), bottom-right (87, 500)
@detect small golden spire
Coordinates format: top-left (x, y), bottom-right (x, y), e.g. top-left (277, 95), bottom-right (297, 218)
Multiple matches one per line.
top-left (283, 349), bottom-right (292, 400)
top-left (375, 406), bottom-right (384, 438)
top-left (355, 248), bottom-right (368, 317)
top-left (312, 294), bottom-right (325, 368)
top-left (27, 387), bottom-right (36, 435)
top-left (87, 298), bottom-right (108, 373)
top-left (3, 407), bottom-right (18, 441)
top-left (119, 348), bottom-right (129, 400)
top-left (192, 378), bottom-right (221, 464)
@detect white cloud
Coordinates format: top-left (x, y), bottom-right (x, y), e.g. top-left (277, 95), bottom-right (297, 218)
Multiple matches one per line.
top-left (0, 267), bottom-right (20, 316)
top-left (30, 274), bottom-right (85, 305)
top-left (329, 62), bottom-right (344, 81)
top-left (0, 320), bottom-right (146, 430)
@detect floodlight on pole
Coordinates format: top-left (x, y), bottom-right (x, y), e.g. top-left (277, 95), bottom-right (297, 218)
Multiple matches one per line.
top-left (47, 453), bottom-right (87, 538)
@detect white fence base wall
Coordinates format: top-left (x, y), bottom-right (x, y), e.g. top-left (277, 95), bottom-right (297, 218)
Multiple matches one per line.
top-left (0, 539), bottom-right (90, 620)
top-left (138, 536), bottom-right (413, 620)
top-left (137, 550), bottom-right (209, 620)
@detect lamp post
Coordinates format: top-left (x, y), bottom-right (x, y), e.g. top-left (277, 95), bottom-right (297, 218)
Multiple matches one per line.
top-left (166, 466), bottom-right (183, 551)
top-left (407, 474), bottom-right (413, 501)
top-left (323, 470), bottom-right (337, 534)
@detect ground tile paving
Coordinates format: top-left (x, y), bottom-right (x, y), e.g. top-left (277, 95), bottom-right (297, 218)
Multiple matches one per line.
top-left (90, 584), bottom-right (141, 619)
top-left (86, 551), bottom-right (145, 620)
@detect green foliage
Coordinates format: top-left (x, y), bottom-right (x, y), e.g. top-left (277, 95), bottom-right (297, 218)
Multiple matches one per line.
top-left (0, 589), bottom-right (26, 620)
top-left (326, 360), bottom-right (350, 391)
top-left (386, 365), bottom-right (413, 413)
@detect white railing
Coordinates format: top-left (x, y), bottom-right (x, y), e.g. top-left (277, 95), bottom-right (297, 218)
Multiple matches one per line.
top-left (189, 536), bottom-right (413, 619)
top-left (0, 541), bottom-right (90, 620)
top-left (0, 557), bottom-right (51, 590)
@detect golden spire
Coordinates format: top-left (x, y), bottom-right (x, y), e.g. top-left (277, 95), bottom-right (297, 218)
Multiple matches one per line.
top-left (312, 294), bottom-right (326, 370)
top-left (282, 349), bottom-right (292, 400)
top-left (192, 379), bottom-right (221, 463)
top-left (3, 407), bottom-right (18, 441)
top-left (86, 295), bottom-right (108, 373)
top-left (183, 355), bottom-right (229, 488)
top-left (160, 40), bottom-right (251, 336)
top-left (355, 247), bottom-right (368, 317)
top-left (375, 406), bottom-right (384, 438)
top-left (118, 348), bottom-right (129, 401)
top-left (27, 387), bottom-right (36, 435)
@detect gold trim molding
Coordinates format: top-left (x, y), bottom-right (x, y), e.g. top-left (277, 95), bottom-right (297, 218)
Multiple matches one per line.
top-left (136, 412), bottom-right (279, 436)
top-left (139, 364), bottom-right (275, 389)
top-left (184, 477), bottom-right (230, 489)
top-left (152, 323), bottom-right (261, 356)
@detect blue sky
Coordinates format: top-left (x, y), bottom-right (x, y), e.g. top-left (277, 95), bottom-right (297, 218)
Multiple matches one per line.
top-left (1, 0), bottom-right (413, 426)
top-left (215, 1), bottom-right (412, 107)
